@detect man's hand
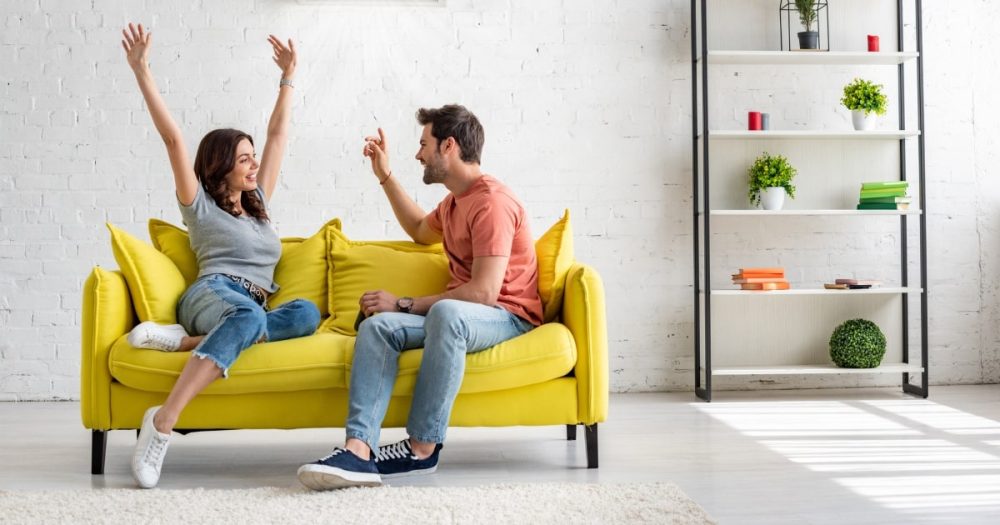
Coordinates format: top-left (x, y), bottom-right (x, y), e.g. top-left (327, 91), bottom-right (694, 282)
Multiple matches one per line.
top-left (268, 34), bottom-right (296, 80)
top-left (363, 128), bottom-right (392, 184)
top-left (359, 290), bottom-right (399, 317)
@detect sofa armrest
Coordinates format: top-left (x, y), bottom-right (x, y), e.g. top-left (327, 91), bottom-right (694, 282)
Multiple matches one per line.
top-left (561, 262), bottom-right (608, 425)
top-left (81, 267), bottom-right (134, 430)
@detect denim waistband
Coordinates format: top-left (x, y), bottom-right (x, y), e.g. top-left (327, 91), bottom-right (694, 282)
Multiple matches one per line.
top-left (223, 274), bottom-right (267, 306)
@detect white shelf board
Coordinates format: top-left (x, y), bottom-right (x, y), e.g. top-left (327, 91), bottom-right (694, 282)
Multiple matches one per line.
top-left (712, 363), bottom-right (924, 376)
top-left (710, 209), bottom-right (922, 216)
top-left (707, 50), bottom-right (919, 66)
top-left (711, 287), bottom-right (922, 296)
top-left (707, 130), bottom-right (920, 140)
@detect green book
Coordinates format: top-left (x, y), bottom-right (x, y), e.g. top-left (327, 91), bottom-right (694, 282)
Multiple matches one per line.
top-left (857, 202), bottom-right (902, 210)
top-left (860, 189), bottom-right (908, 198)
top-left (859, 195), bottom-right (911, 204)
top-left (861, 181), bottom-right (909, 190)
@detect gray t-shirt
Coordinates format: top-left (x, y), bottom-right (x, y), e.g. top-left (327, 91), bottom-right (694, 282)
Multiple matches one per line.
top-left (179, 185), bottom-right (281, 293)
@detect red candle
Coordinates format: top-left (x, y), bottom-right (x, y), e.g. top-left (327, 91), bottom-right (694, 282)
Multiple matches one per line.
top-left (748, 111), bottom-right (762, 131)
top-left (868, 35), bottom-right (880, 52)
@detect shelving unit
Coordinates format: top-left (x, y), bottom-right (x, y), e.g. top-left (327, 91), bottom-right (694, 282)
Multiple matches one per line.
top-left (690, 0), bottom-right (928, 401)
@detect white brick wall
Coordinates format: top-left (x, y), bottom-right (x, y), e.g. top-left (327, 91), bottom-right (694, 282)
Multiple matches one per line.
top-left (0, 0), bottom-right (995, 400)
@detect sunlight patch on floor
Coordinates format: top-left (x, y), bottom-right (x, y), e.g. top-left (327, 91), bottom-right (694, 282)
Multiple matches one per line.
top-left (695, 399), bottom-right (1000, 515)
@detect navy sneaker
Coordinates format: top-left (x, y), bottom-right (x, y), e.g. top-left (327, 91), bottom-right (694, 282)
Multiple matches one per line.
top-left (297, 448), bottom-right (382, 490)
top-left (374, 439), bottom-right (443, 478)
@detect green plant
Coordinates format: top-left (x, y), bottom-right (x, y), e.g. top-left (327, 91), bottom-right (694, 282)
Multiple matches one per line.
top-left (829, 319), bottom-right (887, 368)
top-left (747, 152), bottom-right (797, 207)
top-left (841, 78), bottom-right (888, 116)
top-left (795, 0), bottom-right (818, 31)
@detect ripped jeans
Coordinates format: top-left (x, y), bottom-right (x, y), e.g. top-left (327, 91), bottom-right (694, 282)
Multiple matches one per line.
top-left (177, 274), bottom-right (320, 376)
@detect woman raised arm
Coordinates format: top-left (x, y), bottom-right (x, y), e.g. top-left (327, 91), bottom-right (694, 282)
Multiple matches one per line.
top-left (255, 35), bottom-right (297, 201)
top-left (122, 22), bottom-right (198, 206)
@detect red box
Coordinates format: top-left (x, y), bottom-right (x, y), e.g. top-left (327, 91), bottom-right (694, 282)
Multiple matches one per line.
top-left (748, 111), bottom-right (762, 131)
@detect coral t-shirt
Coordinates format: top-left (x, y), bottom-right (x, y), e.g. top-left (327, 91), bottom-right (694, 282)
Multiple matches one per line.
top-left (425, 175), bottom-right (543, 326)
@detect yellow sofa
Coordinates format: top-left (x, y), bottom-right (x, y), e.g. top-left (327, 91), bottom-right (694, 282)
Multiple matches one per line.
top-left (81, 216), bottom-right (608, 475)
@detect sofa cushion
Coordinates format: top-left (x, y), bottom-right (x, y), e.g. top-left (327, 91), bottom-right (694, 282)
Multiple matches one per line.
top-left (535, 209), bottom-right (574, 322)
top-left (110, 322), bottom-right (576, 396)
top-left (107, 223), bottom-right (187, 324)
top-left (109, 331), bottom-right (353, 395)
top-left (148, 218), bottom-right (341, 316)
top-left (368, 322), bottom-right (577, 395)
top-left (269, 219), bottom-right (341, 315)
top-left (321, 228), bottom-right (451, 335)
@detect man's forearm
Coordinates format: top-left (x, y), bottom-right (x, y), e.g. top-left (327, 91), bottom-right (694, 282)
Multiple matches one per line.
top-left (381, 175), bottom-right (429, 241)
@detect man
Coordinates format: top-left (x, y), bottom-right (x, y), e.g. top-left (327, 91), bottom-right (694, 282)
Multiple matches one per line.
top-left (297, 105), bottom-right (542, 490)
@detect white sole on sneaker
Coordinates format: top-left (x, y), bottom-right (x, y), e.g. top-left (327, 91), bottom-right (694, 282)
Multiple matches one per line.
top-left (379, 465), bottom-right (438, 479)
top-left (297, 464), bottom-right (382, 490)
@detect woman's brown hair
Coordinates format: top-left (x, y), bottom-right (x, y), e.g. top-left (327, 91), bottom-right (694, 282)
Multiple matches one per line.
top-left (193, 128), bottom-right (269, 221)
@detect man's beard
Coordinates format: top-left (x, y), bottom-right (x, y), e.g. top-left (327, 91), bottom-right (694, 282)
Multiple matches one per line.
top-left (422, 161), bottom-right (447, 185)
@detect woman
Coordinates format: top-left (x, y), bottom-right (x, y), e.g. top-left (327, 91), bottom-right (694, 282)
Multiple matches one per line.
top-left (120, 22), bottom-right (320, 489)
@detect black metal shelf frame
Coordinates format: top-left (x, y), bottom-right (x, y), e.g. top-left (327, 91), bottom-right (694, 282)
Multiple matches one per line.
top-left (690, 0), bottom-right (929, 402)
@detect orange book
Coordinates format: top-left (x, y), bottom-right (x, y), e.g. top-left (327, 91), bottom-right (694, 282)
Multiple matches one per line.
top-left (733, 278), bottom-right (789, 284)
top-left (739, 267), bottom-right (784, 275)
top-left (741, 282), bottom-right (791, 291)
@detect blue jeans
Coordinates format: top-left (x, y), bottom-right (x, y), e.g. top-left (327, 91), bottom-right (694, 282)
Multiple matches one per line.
top-left (346, 299), bottom-right (534, 452)
top-left (177, 274), bottom-right (320, 376)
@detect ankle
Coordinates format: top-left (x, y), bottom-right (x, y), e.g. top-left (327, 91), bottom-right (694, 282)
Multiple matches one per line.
top-left (179, 335), bottom-right (202, 352)
top-left (345, 438), bottom-right (371, 460)
top-left (152, 411), bottom-right (175, 434)
top-left (409, 438), bottom-right (436, 459)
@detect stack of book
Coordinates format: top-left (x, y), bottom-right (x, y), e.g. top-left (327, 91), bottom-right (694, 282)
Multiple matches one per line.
top-left (824, 278), bottom-right (882, 290)
top-left (732, 267), bottom-right (789, 291)
top-left (857, 181), bottom-right (911, 210)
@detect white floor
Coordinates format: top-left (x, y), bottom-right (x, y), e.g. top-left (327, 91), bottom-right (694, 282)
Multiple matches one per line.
top-left (2, 385), bottom-right (1000, 524)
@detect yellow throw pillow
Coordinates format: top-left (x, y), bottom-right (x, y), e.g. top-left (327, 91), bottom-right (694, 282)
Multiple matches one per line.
top-left (322, 228), bottom-right (451, 335)
top-left (270, 219), bottom-right (342, 316)
top-left (148, 219), bottom-right (199, 285)
top-left (107, 223), bottom-right (187, 324)
top-left (535, 209), bottom-right (574, 322)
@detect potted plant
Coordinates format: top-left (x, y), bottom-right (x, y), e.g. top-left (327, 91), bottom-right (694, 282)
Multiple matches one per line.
top-left (748, 152), bottom-right (797, 210)
top-left (841, 77), bottom-right (888, 130)
top-left (795, 0), bottom-right (819, 49)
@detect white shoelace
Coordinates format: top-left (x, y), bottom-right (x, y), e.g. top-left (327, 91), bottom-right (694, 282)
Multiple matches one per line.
top-left (375, 440), bottom-right (414, 462)
top-left (143, 434), bottom-right (169, 468)
top-left (319, 448), bottom-right (346, 462)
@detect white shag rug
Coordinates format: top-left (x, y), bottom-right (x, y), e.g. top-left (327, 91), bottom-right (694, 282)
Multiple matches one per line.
top-left (0, 482), bottom-right (714, 524)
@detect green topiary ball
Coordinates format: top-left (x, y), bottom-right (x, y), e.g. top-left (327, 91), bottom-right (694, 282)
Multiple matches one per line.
top-left (829, 318), bottom-right (886, 368)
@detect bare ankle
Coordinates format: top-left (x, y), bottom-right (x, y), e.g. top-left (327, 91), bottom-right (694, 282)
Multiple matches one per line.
top-left (152, 411), bottom-right (175, 434)
top-left (345, 438), bottom-right (371, 460)
top-left (179, 335), bottom-right (203, 352)
top-left (409, 438), bottom-right (436, 459)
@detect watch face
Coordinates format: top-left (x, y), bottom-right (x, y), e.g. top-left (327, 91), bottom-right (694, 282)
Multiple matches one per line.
top-left (398, 297), bottom-right (413, 311)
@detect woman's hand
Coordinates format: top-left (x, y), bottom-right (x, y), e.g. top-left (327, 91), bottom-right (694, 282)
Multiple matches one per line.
top-left (363, 128), bottom-right (392, 183)
top-left (121, 22), bottom-right (151, 71)
top-left (269, 35), bottom-right (296, 80)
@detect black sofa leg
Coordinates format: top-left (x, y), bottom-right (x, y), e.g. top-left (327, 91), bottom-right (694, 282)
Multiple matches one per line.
top-left (585, 424), bottom-right (598, 469)
top-left (566, 424), bottom-right (577, 441)
top-left (92, 430), bottom-right (107, 475)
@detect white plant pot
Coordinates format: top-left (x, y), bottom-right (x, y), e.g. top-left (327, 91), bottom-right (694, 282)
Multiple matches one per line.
top-left (852, 110), bottom-right (876, 131)
top-left (760, 187), bottom-right (786, 211)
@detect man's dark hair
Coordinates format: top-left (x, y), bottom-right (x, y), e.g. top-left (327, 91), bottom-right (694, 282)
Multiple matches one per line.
top-left (416, 105), bottom-right (484, 164)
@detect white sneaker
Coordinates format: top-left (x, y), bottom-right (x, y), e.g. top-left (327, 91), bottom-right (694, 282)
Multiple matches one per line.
top-left (128, 322), bottom-right (187, 352)
top-left (132, 406), bottom-right (171, 489)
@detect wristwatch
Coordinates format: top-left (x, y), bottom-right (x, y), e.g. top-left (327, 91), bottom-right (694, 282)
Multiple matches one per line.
top-left (396, 297), bottom-right (414, 314)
